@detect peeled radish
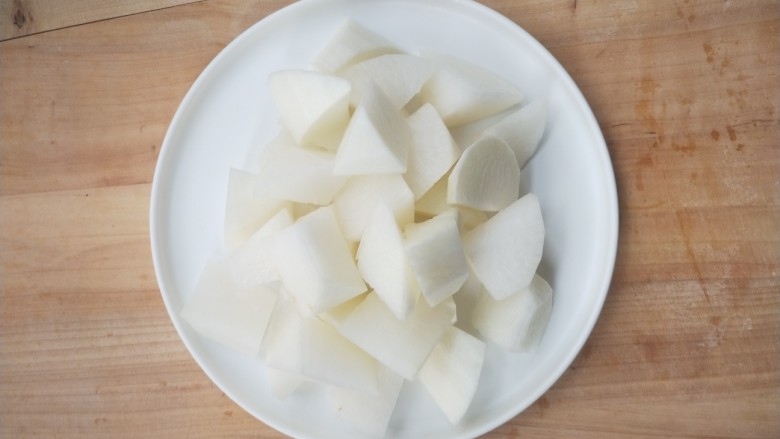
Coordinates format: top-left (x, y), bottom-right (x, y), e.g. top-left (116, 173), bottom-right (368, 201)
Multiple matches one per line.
top-left (473, 274), bottom-right (553, 352)
top-left (481, 98), bottom-right (547, 168)
top-left (224, 168), bottom-right (290, 251)
top-left (268, 206), bottom-right (367, 315)
top-left (312, 20), bottom-right (401, 74)
top-left (342, 54), bottom-right (437, 109)
top-left (267, 70), bottom-right (351, 150)
top-left (464, 193), bottom-right (545, 300)
top-left (447, 137), bottom-right (520, 212)
top-left (418, 326), bottom-right (486, 425)
top-left (332, 174), bottom-right (414, 242)
top-left (225, 207), bottom-right (293, 288)
top-left (404, 103), bottom-right (461, 200)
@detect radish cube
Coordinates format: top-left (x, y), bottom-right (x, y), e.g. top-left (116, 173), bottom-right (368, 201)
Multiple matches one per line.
top-left (225, 207), bottom-right (293, 288)
top-left (312, 20), bottom-right (401, 74)
top-left (342, 54), bottom-right (437, 109)
top-left (224, 168), bottom-right (290, 251)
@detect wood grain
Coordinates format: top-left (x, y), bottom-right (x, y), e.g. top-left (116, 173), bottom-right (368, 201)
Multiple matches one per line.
top-left (0, 0), bottom-right (203, 41)
top-left (1, 0), bottom-right (778, 438)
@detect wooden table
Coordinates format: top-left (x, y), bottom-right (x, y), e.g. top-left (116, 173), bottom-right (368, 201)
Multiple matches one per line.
top-left (1, 0), bottom-right (778, 437)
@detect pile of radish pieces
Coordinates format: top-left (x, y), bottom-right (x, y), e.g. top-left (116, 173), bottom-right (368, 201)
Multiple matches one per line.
top-left (181, 20), bottom-right (551, 437)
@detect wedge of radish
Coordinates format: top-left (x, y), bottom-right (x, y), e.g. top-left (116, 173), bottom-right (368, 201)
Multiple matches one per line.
top-left (268, 206), bottom-right (367, 315)
top-left (180, 259), bottom-right (277, 356)
top-left (473, 274), bottom-right (553, 352)
top-left (332, 174), bottom-right (414, 242)
top-left (357, 204), bottom-right (420, 320)
top-left (333, 84), bottom-right (410, 175)
top-left (404, 214), bottom-right (469, 307)
top-left (327, 365), bottom-right (405, 437)
top-left (418, 326), bottom-right (486, 425)
top-left (267, 70), bottom-right (351, 150)
top-left (225, 207), bottom-right (293, 288)
top-left (336, 293), bottom-right (455, 380)
top-left (312, 20), bottom-right (401, 74)
top-left (481, 98), bottom-right (547, 168)
top-left (404, 103), bottom-right (461, 200)
top-left (447, 137), bottom-right (520, 212)
top-left (224, 168), bottom-right (290, 251)
top-left (421, 52), bottom-right (523, 127)
top-left (464, 193), bottom-right (545, 300)
top-left (341, 54), bottom-right (437, 109)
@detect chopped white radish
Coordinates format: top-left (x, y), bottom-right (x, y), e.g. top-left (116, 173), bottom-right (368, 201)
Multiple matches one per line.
top-left (268, 206), bottom-right (367, 315)
top-left (420, 52), bottom-right (523, 127)
top-left (312, 20), bottom-right (401, 74)
top-left (253, 140), bottom-right (347, 205)
top-left (267, 70), bottom-right (351, 150)
top-left (328, 365), bottom-right (405, 437)
top-left (336, 293), bottom-right (456, 380)
top-left (418, 326), bottom-right (486, 425)
top-left (181, 259), bottom-right (277, 356)
top-left (266, 366), bottom-right (306, 400)
top-left (464, 193), bottom-right (545, 300)
top-left (333, 84), bottom-right (410, 175)
top-left (404, 215), bottom-right (469, 307)
top-left (318, 293), bottom-right (367, 327)
top-left (225, 207), bottom-right (293, 288)
top-left (414, 174), bottom-right (448, 217)
top-left (358, 204), bottom-right (420, 319)
top-left (404, 103), bottom-right (461, 200)
top-left (224, 168), bottom-right (290, 251)
top-left (473, 274), bottom-right (553, 352)
top-left (481, 98), bottom-right (547, 168)
top-left (332, 174), bottom-right (414, 242)
top-left (264, 301), bottom-right (379, 393)
top-left (447, 137), bottom-right (520, 212)
top-left (452, 269), bottom-right (485, 336)
top-left (439, 206), bottom-right (489, 235)
top-left (341, 54), bottom-right (437, 109)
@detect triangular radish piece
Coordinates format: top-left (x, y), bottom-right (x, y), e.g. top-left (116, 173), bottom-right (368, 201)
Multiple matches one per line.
top-left (312, 20), bottom-right (402, 74)
top-left (333, 84), bottom-right (410, 175)
top-left (481, 98), bottom-right (548, 168)
top-left (358, 204), bottom-right (420, 319)
top-left (404, 103), bottom-right (461, 200)
top-left (327, 364), bottom-right (405, 437)
top-left (341, 54), bottom-right (437, 109)
top-left (404, 214), bottom-right (469, 307)
top-left (332, 174), bottom-right (414, 242)
top-left (180, 259), bottom-right (277, 356)
top-left (225, 207), bottom-right (293, 288)
top-left (268, 206), bottom-right (367, 315)
top-left (337, 293), bottom-right (455, 380)
top-left (224, 168), bottom-right (290, 251)
top-left (418, 326), bottom-right (486, 425)
top-left (267, 70), bottom-right (351, 150)
top-left (447, 137), bottom-right (520, 212)
top-left (473, 274), bottom-right (553, 352)
top-left (464, 193), bottom-right (545, 300)
top-left (420, 52), bottom-right (523, 127)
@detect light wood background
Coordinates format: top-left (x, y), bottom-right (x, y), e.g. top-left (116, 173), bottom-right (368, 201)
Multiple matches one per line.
top-left (1, 0), bottom-right (778, 437)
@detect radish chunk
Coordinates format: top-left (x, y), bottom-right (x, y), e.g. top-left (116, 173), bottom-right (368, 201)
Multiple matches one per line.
top-left (421, 53), bottom-right (523, 127)
top-left (342, 54), bottom-right (437, 109)
top-left (332, 174), bottom-right (414, 242)
top-left (464, 194), bottom-right (545, 300)
top-left (418, 326), bottom-right (486, 425)
top-left (337, 293), bottom-right (456, 380)
top-left (404, 104), bottom-right (461, 200)
top-left (333, 84), bottom-right (410, 175)
top-left (268, 206), bottom-right (367, 315)
top-left (312, 20), bottom-right (401, 74)
top-left (267, 70), bottom-right (351, 150)
top-left (447, 137), bottom-right (520, 212)
top-left (481, 98), bottom-right (547, 168)
top-left (224, 168), bottom-right (290, 251)
top-left (358, 204), bottom-right (420, 320)
top-left (264, 301), bottom-right (379, 393)
top-left (253, 140), bottom-right (347, 205)
top-left (328, 365), bottom-right (405, 437)
top-left (181, 259), bottom-right (277, 356)
top-left (473, 274), bottom-right (553, 352)
top-left (404, 215), bottom-right (469, 307)
top-left (225, 207), bottom-right (293, 288)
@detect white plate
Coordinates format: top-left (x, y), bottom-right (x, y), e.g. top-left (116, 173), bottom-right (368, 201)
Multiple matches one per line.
top-left (150, 0), bottom-right (618, 437)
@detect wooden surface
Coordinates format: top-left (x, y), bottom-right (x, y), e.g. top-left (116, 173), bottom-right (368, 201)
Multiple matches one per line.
top-left (1, 0), bottom-right (778, 437)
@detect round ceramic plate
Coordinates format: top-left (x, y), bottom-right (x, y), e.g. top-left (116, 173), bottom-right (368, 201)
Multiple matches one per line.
top-left (150, 0), bottom-right (618, 437)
